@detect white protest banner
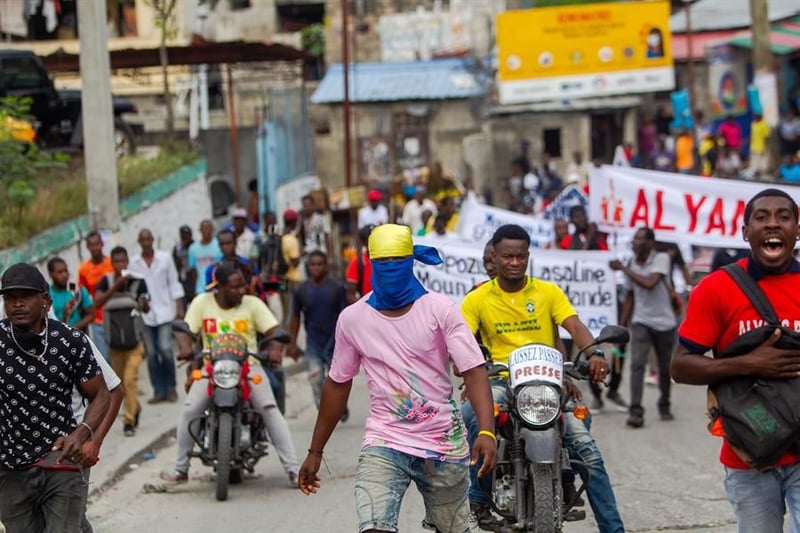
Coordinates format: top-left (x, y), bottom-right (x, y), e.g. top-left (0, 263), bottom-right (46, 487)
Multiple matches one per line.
top-left (413, 237), bottom-right (617, 337)
top-left (530, 249), bottom-right (617, 336)
top-left (589, 165), bottom-right (800, 248)
top-left (457, 198), bottom-right (554, 248)
top-left (542, 185), bottom-right (588, 222)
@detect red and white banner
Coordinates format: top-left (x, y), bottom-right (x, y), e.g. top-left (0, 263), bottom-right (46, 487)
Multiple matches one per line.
top-left (589, 165), bottom-right (800, 248)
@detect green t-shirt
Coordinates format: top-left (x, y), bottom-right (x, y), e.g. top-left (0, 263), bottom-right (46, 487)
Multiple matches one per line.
top-left (49, 285), bottom-right (93, 326)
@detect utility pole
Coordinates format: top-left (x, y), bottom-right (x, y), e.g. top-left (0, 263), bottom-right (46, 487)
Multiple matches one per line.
top-left (749, 0), bottom-right (773, 79)
top-left (79, 0), bottom-right (120, 232)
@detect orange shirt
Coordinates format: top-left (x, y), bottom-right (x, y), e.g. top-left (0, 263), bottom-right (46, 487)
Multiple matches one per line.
top-left (675, 134), bottom-right (695, 171)
top-left (78, 256), bottom-right (113, 323)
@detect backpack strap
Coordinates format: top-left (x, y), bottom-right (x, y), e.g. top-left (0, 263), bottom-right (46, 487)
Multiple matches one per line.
top-left (721, 263), bottom-right (780, 324)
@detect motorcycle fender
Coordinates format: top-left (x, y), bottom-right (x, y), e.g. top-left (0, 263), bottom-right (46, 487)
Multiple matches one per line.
top-left (520, 427), bottom-right (559, 464)
top-left (212, 388), bottom-right (239, 408)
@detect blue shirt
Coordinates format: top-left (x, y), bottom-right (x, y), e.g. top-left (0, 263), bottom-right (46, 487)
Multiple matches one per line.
top-left (49, 285), bottom-right (93, 326)
top-left (188, 240), bottom-right (223, 295)
top-left (291, 280), bottom-right (346, 352)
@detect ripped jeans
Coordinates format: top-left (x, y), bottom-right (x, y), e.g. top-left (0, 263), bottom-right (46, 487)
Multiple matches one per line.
top-left (173, 363), bottom-right (299, 475)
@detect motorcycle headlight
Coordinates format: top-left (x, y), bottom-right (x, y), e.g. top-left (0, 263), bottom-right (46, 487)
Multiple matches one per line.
top-left (212, 360), bottom-right (241, 389)
top-left (515, 384), bottom-right (560, 426)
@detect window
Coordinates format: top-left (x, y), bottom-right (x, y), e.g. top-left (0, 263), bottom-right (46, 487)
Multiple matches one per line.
top-left (543, 128), bottom-right (561, 158)
top-left (1, 57), bottom-right (47, 90)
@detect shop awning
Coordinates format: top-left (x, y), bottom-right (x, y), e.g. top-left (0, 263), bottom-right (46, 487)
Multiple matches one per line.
top-left (671, 30), bottom-right (739, 61)
top-left (727, 16), bottom-right (800, 55)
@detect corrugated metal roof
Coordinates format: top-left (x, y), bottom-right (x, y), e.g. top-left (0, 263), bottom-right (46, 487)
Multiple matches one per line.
top-left (727, 15), bottom-right (800, 55)
top-left (672, 30), bottom-right (738, 60)
top-left (309, 58), bottom-right (488, 104)
top-left (670, 0), bottom-right (800, 33)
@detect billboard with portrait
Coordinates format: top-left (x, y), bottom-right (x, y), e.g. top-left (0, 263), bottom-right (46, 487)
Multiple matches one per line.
top-left (496, 1), bottom-right (674, 104)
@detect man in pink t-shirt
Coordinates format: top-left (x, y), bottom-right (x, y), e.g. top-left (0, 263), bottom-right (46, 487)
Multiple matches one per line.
top-left (298, 224), bottom-right (497, 533)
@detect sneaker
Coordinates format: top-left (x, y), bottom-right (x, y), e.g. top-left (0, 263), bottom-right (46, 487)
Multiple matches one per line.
top-left (469, 502), bottom-right (503, 532)
top-left (147, 396), bottom-right (166, 405)
top-left (161, 470), bottom-right (189, 485)
top-left (659, 409), bottom-right (675, 421)
top-left (288, 471), bottom-right (299, 489)
top-left (606, 392), bottom-right (628, 412)
top-left (123, 424), bottom-right (135, 437)
top-left (644, 371), bottom-right (658, 386)
top-left (626, 413), bottom-right (644, 428)
top-left (166, 389), bottom-right (179, 403)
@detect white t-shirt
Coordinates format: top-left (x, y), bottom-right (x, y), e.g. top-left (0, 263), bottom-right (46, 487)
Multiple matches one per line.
top-left (401, 198), bottom-right (438, 234)
top-left (358, 204), bottom-right (389, 229)
top-left (72, 336), bottom-right (122, 422)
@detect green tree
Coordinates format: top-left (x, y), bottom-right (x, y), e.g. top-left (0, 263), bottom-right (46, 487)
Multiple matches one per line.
top-left (142, 0), bottom-right (179, 137)
top-left (0, 97), bottom-right (68, 225)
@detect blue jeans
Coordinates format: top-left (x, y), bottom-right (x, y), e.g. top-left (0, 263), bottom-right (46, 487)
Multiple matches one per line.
top-left (305, 341), bottom-right (333, 409)
top-left (724, 463), bottom-right (800, 533)
top-left (354, 446), bottom-right (473, 533)
top-left (142, 323), bottom-right (176, 399)
top-left (88, 323), bottom-right (110, 363)
top-left (462, 381), bottom-right (625, 533)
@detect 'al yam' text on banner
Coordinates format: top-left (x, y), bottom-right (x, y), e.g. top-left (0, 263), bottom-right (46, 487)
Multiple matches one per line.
top-left (457, 198), bottom-right (554, 248)
top-left (496, 0), bottom-right (674, 104)
top-left (413, 237), bottom-right (617, 337)
top-left (589, 165), bottom-right (800, 248)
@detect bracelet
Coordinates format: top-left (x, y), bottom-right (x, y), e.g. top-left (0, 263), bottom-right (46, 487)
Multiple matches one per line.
top-left (478, 430), bottom-right (496, 441)
top-left (590, 349), bottom-right (605, 358)
top-left (79, 422), bottom-right (94, 441)
top-left (307, 448), bottom-right (324, 455)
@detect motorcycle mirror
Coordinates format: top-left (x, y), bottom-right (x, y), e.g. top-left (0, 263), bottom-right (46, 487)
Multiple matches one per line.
top-left (486, 362), bottom-right (509, 378)
top-left (594, 325), bottom-right (630, 345)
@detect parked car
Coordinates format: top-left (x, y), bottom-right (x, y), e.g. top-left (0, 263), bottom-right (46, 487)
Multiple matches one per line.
top-left (0, 49), bottom-right (143, 156)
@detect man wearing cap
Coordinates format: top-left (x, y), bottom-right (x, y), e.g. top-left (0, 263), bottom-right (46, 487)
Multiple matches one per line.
top-left (229, 207), bottom-right (258, 261)
top-left (0, 263), bottom-right (110, 533)
top-left (298, 224), bottom-right (497, 533)
top-left (358, 189), bottom-right (389, 229)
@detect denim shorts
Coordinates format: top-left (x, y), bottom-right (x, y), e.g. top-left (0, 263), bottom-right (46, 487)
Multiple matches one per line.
top-left (354, 446), bottom-right (475, 533)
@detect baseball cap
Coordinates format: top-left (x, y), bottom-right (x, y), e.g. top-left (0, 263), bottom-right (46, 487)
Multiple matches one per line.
top-left (0, 263), bottom-right (49, 294)
top-left (230, 207), bottom-right (248, 219)
top-left (367, 189), bottom-right (382, 202)
top-left (283, 208), bottom-right (299, 222)
top-left (179, 225), bottom-right (192, 234)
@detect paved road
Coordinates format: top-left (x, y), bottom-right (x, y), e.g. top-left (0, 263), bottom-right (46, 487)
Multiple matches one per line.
top-left (85, 366), bottom-right (755, 533)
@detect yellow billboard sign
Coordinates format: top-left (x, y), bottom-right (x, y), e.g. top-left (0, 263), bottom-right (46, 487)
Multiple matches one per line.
top-left (496, 1), bottom-right (674, 104)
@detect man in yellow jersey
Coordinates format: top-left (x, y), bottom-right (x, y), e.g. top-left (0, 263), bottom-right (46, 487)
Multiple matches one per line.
top-left (460, 224), bottom-right (624, 533)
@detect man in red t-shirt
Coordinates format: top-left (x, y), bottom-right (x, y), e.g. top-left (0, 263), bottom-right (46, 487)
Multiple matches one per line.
top-left (345, 225), bottom-right (374, 304)
top-left (672, 188), bottom-right (800, 532)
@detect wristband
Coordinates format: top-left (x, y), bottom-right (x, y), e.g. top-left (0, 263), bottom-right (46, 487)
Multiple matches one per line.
top-left (307, 449), bottom-right (324, 455)
top-left (590, 349), bottom-right (605, 358)
top-left (478, 430), bottom-right (496, 441)
top-left (79, 422), bottom-right (94, 441)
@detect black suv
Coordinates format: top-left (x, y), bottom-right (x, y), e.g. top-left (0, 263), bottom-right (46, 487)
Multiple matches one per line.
top-left (0, 49), bottom-right (142, 156)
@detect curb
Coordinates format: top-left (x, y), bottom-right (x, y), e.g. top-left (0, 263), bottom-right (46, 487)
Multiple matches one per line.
top-left (90, 360), bottom-right (307, 499)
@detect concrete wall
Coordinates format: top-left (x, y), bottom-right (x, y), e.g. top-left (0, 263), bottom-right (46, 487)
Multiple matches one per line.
top-left (0, 161), bottom-right (211, 276)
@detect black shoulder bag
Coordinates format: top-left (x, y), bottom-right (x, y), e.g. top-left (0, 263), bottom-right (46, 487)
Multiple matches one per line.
top-left (707, 264), bottom-right (800, 469)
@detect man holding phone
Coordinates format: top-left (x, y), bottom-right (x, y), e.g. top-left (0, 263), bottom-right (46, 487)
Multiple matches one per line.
top-left (48, 257), bottom-right (95, 332)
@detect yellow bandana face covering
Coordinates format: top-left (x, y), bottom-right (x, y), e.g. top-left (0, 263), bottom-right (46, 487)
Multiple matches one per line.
top-left (368, 224), bottom-right (413, 260)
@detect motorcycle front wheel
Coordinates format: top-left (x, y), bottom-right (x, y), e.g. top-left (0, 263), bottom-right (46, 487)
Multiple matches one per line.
top-left (216, 412), bottom-right (234, 501)
top-left (529, 463), bottom-right (562, 532)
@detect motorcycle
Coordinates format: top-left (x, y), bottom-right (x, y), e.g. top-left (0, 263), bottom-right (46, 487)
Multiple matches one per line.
top-left (486, 325), bottom-right (630, 532)
top-left (172, 321), bottom-right (291, 501)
